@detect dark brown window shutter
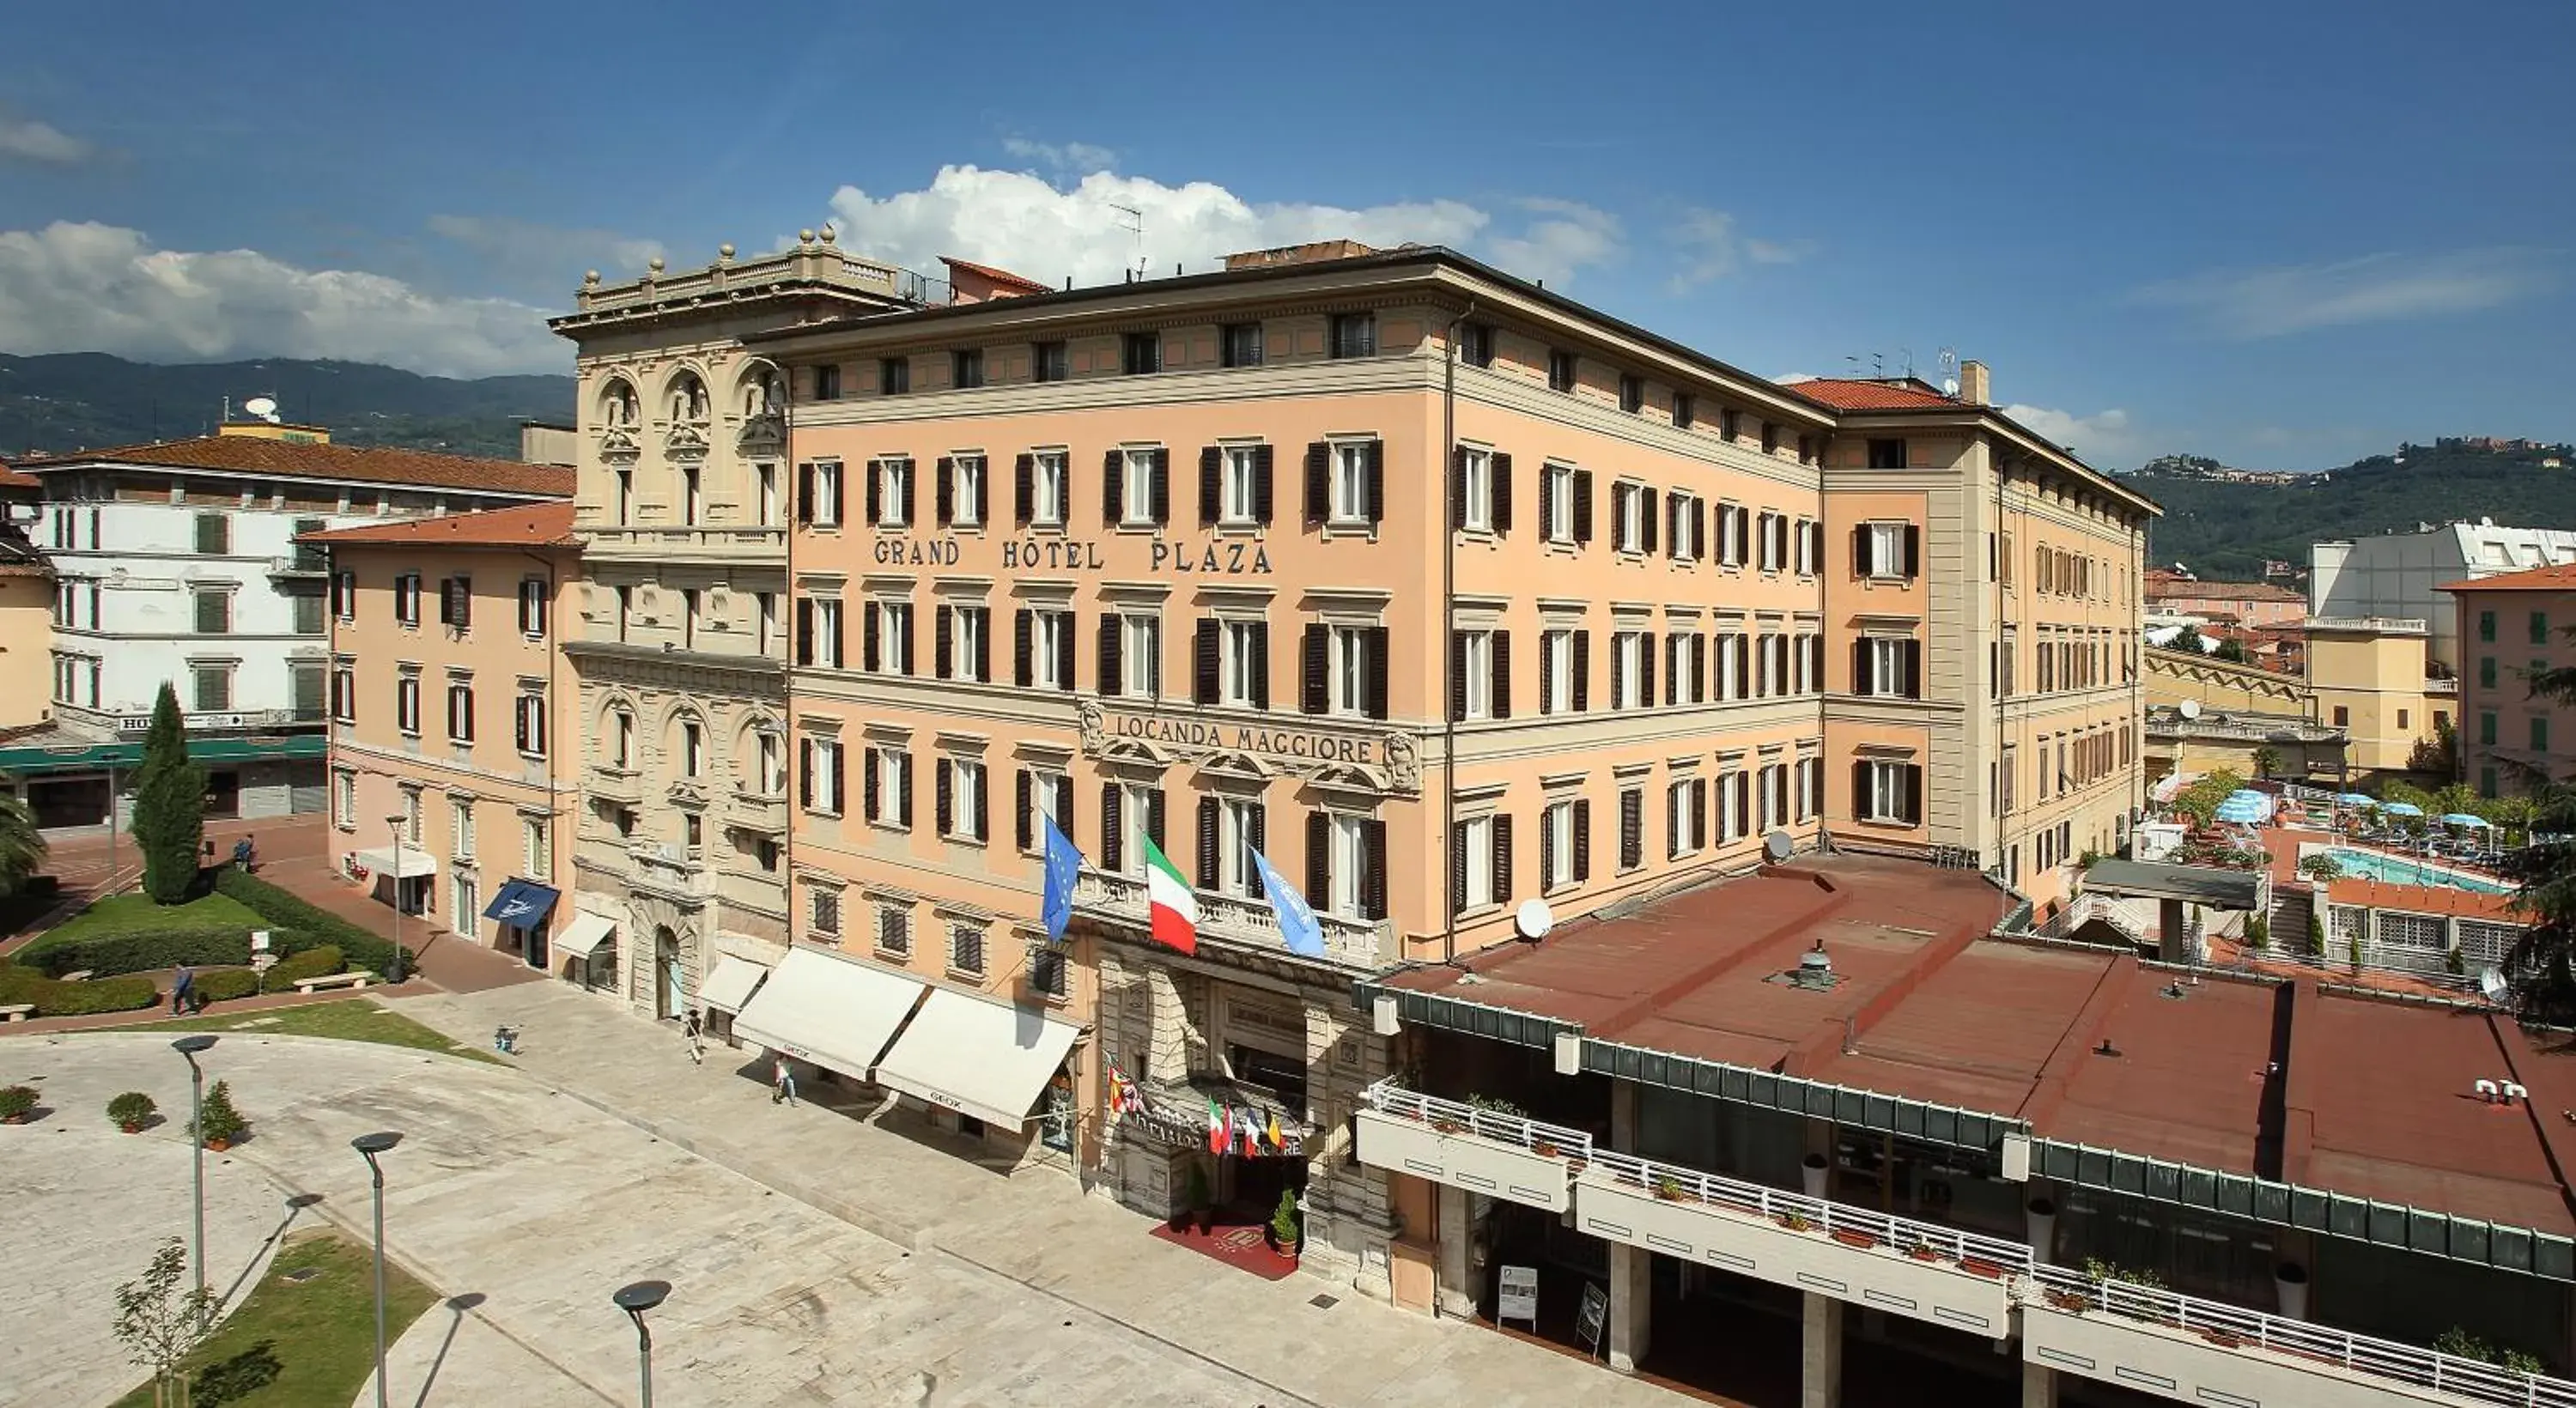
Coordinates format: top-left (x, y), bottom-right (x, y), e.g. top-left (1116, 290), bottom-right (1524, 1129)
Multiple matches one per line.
top-left (1150, 449), bottom-right (1171, 525)
top-left (1304, 442), bottom-right (1329, 525)
top-left (1853, 760), bottom-right (1870, 819)
top-left (1014, 610), bottom-right (1033, 687)
top-left (975, 609), bottom-right (991, 683)
top-left (1573, 799), bottom-right (1591, 882)
top-left (799, 739), bottom-right (813, 809)
top-left (1056, 614), bottom-right (1077, 693)
top-left (866, 463), bottom-right (883, 526)
top-left (1492, 452), bottom-right (1513, 532)
top-left (1101, 782), bottom-right (1123, 871)
top-left (1145, 788), bottom-right (1165, 848)
top-left (1639, 633), bottom-right (1656, 709)
top-left (1572, 630), bottom-right (1590, 710)
top-left (1905, 640), bottom-right (1922, 699)
top-left (974, 464), bottom-right (988, 525)
top-left (1692, 635), bottom-right (1707, 701)
top-left (1103, 449), bottom-right (1124, 524)
top-left (1642, 489), bottom-right (1659, 554)
top-left (1016, 769), bottom-right (1033, 852)
top-left (1541, 812), bottom-right (1556, 891)
top-left (936, 456), bottom-right (955, 525)
top-left (1449, 631), bottom-right (1468, 722)
top-left (1611, 640), bottom-right (1625, 712)
top-left (1098, 615), bottom-right (1122, 698)
top-left (936, 760), bottom-right (953, 835)
top-left (1365, 628), bottom-right (1389, 719)
top-left (897, 604), bottom-right (915, 675)
top-left (1903, 524), bottom-right (1921, 578)
top-left (1307, 810), bottom-right (1332, 901)
top-left (896, 755), bottom-right (913, 827)
top-left (1854, 524), bottom-right (1871, 575)
top-left (1057, 780), bottom-right (1074, 837)
top-left (1539, 470), bottom-right (1556, 541)
top-left (1450, 822), bottom-right (1468, 914)
top-left (1573, 470), bottom-right (1595, 543)
top-left (863, 607), bottom-right (881, 673)
top-left (1366, 441), bottom-right (1386, 524)
top-left (829, 464), bottom-right (845, 525)
top-left (1492, 814), bottom-right (1514, 903)
top-left (1360, 818), bottom-right (1388, 919)
top-left (1905, 766), bottom-right (1924, 826)
top-left (1620, 789), bottom-right (1642, 870)
top-left (1200, 446), bottom-right (1223, 527)
top-left (1667, 495), bottom-right (1681, 559)
top-left (795, 598), bottom-right (815, 666)
top-left (1697, 778), bottom-right (1710, 847)
top-left (1193, 620), bottom-right (1218, 705)
top-left (900, 460), bottom-right (917, 525)
top-left (1249, 622), bottom-right (1270, 709)
top-left (934, 608), bottom-right (953, 680)
top-left (1492, 630), bottom-right (1512, 719)
top-left (1249, 802), bottom-right (1267, 859)
top-left (1449, 446), bottom-right (1467, 530)
top-left (1539, 635), bottom-right (1555, 714)
top-left (1854, 640), bottom-right (1874, 695)
top-left (1253, 444), bottom-right (1274, 525)
top-left (1014, 454), bottom-right (1034, 525)
top-left (1302, 624), bottom-right (1328, 714)
top-left (973, 767), bottom-right (989, 841)
top-left (865, 748), bottom-right (881, 819)
top-left (1695, 501), bottom-right (1709, 560)
top-left (797, 463), bottom-right (815, 523)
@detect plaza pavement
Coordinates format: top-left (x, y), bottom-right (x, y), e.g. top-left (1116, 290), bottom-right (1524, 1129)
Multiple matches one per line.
top-left (6, 1009), bottom-right (1696, 1408)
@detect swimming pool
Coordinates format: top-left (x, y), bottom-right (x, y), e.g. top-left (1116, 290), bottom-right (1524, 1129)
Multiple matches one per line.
top-left (2321, 847), bottom-right (2513, 895)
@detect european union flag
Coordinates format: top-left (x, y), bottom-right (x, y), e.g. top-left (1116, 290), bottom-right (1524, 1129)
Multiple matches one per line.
top-left (1041, 815), bottom-right (1084, 941)
top-left (1251, 850), bottom-right (1327, 958)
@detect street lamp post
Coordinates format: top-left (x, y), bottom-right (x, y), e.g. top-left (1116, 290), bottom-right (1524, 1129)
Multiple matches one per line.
top-left (612, 1280), bottom-right (671, 1408)
top-left (171, 1035), bottom-right (219, 1331)
top-left (351, 1131), bottom-right (404, 1408)
top-left (385, 815), bottom-right (408, 984)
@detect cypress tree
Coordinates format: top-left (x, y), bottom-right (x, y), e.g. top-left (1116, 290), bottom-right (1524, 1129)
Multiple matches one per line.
top-left (129, 683), bottom-right (205, 905)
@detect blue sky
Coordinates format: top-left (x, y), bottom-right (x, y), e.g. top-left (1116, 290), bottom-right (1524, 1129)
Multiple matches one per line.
top-left (3, 0), bottom-right (2569, 470)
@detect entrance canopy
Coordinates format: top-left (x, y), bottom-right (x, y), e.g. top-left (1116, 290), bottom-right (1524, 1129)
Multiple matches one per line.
top-left (353, 846), bottom-right (436, 880)
top-left (731, 947), bottom-right (925, 1080)
top-left (483, 879), bottom-right (560, 928)
top-left (555, 911), bottom-right (617, 959)
top-left (872, 987), bottom-right (1081, 1132)
top-left (699, 955), bottom-right (770, 1015)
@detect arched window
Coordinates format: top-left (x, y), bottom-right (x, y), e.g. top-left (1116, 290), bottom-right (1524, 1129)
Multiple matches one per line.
top-left (606, 706), bottom-right (636, 770)
top-left (599, 379), bottom-right (639, 428)
top-left (670, 372), bottom-right (708, 423)
top-left (742, 367), bottom-right (785, 418)
top-left (673, 711), bottom-right (705, 778)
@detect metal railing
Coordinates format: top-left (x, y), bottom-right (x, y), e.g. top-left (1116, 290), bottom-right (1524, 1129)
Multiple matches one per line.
top-left (1359, 1080), bottom-right (1594, 1161)
top-left (2024, 1265), bottom-right (2576, 1408)
top-left (1075, 865), bottom-right (1385, 966)
top-left (1583, 1149), bottom-right (2035, 1272)
top-left (2305, 616), bottom-right (2427, 634)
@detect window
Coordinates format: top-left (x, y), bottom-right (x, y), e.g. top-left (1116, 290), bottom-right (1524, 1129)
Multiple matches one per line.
top-left (2479, 610), bottom-right (2497, 643)
top-left (872, 458), bottom-right (913, 528)
top-left (331, 663), bottom-right (355, 723)
top-left (191, 664), bottom-right (232, 712)
top-left (334, 769), bottom-right (356, 828)
top-left (1541, 628), bottom-right (1577, 714)
top-left (866, 743), bottom-right (912, 828)
top-left (1666, 779), bottom-right (1708, 857)
top-left (452, 798), bottom-right (476, 858)
top-left (1857, 637), bottom-right (1918, 699)
top-left (329, 571), bottom-right (355, 622)
top-left (1612, 631), bottom-right (1648, 709)
top-left (1105, 613), bottom-right (1162, 698)
top-left (1020, 769), bottom-right (1071, 853)
top-left (1329, 313), bottom-right (1376, 359)
top-left (1119, 448), bottom-right (1162, 526)
top-left (811, 886), bottom-right (843, 939)
top-left (1026, 451), bottom-right (1067, 526)
top-left (813, 364), bottom-right (841, 401)
top-left (795, 596), bottom-right (844, 669)
top-left (879, 357), bottom-right (909, 395)
top-left (1547, 349), bottom-right (1577, 392)
top-left (194, 513), bottom-right (229, 555)
top-left (866, 600), bottom-right (912, 676)
top-left (1322, 623), bottom-right (1382, 719)
top-left (292, 593), bottom-right (325, 635)
top-left (952, 349), bottom-right (985, 389)
top-left (1719, 408), bottom-right (1741, 441)
top-left (615, 469), bottom-right (634, 523)
top-left (2479, 711), bottom-right (2497, 746)
top-left (518, 579), bottom-right (548, 636)
top-left (1668, 493), bottom-right (1703, 560)
top-left (1715, 505), bottom-right (1747, 567)
top-left (2535, 717), bottom-right (2552, 753)
top-left (396, 673), bottom-right (422, 735)
top-left (1454, 814), bottom-right (1504, 909)
top-left (1316, 811), bottom-right (1378, 920)
top-left (194, 587), bottom-right (231, 635)
top-left (680, 810), bottom-right (703, 860)
top-left (1673, 393), bottom-right (1696, 429)
top-left (1121, 331), bottom-right (1162, 376)
top-left (1613, 482), bottom-right (1654, 554)
top-left (437, 575), bottom-right (472, 631)
top-left (2534, 611), bottom-right (2552, 646)
top-left (1103, 782), bottom-right (1162, 877)
top-left (1202, 796), bottom-right (1266, 898)
top-left (1032, 341), bottom-right (1068, 383)
top-left (446, 681), bottom-right (475, 742)
top-left (513, 689), bottom-right (548, 757)
top-left (1619, 373), bottom-right (1645, 414)
top-left (1453, 628), bottom-right (1504, 721)
top-left (681, 464), bottom-right (702, 525)
top-left (2397, 708), bottom-right (2410, 731)
top-left (679, 718), bottom-right (703, 777)
top-left (939, 455), bottom-right (984, 528)
top-left (1216, 445), bottom-right (1262, 525)
top-left (2334, 705), bottom-right (2352, 727)
top-left (521, 816), bottom-right (550, 874)
top-left (800, 737), bottom-right (844, 815)
top-left (2481, 657), bottom-right (2498, 689)
top-left (1222, 322), bottom-right (1264, 368)
top-left (1212, 618), bottom-right (1268, 707)
top-left (1542, 798), bottom-right (1589, 889)
top-left (1459, 322), bottom-right (1494, 368)
top-left (1030, 944), bottom-right (1068, 998)
top-left (1867, 438), bottom-right (1909, 469)
top-left (949, 923), bottom-right (986, 975)
top-left (801, 460), bottom-right (843, 528)
top-left (1454, 446), bottom-right (1493, 531)
top-left (606, 708), bottom-right (635, 769)
top-left (941, 757), bottom-right (987, 841)
top-left (1862, 521), bottom-right (1917, 579)
top-left (874, 904), bottom-right (908, 956)
top-left (939, 604), bottom-right (987, 683)
top-left (1328, 440), bottom-right (1374, 525)
top-left (1020, 607), bottom-right (1074, 690)
top-left (1540, 464), bottom-right (1582, 544)
top-left (1856, 760), bottom-right (1920, 825)
top-left (398, 789), bottom-right (423, 845)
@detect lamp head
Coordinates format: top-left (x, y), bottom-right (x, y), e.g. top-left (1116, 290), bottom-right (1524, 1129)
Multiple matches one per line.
top-left (612, 1280), bottom-right (671, 1314)
top-left (171, 1035), bottom-right (218, 1058)
top-left (350, 1131), bottom-right (403, 1156)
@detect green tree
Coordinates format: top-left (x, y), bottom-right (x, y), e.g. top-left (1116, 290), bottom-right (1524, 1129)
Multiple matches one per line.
top-left (2498, 625), bottom-right (2576, 1018)
top-left (0, 793), bottom-right (47, 896)
top-left (128, 683), bottom-right (205, 905)
top-left (2409, 715), bottom-right (2458, 774)
top-left (112, 1236), bottom-right (216, 1407)
top-left (2251, 745), bottom-right (2281, 779)
top-left (2213, 638), bottom-right (2251, 665)
top-left (2172, 770), bottom-right (2247, 828)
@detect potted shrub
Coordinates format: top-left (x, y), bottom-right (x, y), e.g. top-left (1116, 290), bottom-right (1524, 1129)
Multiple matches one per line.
top-left (1903, 1241), bottom-right (1939, 1262)
top-left (1531, 1136), bottom-right (1558, 1158)
top-left (192, 1079), bottom-right (246, 1150)
top-left (0, 1084), bottom-right (34, 1124)
top-left (1653, 1174), bottom-right (1688, 1203)
top-left (1183, 1163), bottom-right (1212, 1235)
top-left (1266, 1188), bottom-right (1302, 1265)
top-left (107, 1091), bottom-right (155, 1133)
top-left (1959, 1256), bottom-right (2006, 1278)
top-left (1774, 1211), bottom-right (1816, 1233)
top-left (1829, 1225), bottom-right (1877, 1249)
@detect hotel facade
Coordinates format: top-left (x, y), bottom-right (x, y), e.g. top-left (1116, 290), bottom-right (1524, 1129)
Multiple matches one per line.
top-left (744, 244), bottom-right (2154, 1296)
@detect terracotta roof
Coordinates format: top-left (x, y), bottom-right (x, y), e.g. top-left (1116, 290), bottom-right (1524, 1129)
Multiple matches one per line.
top-left (301, 501), bottom-right (580, 549)
top-left (0, 456), bottom-right (36, 491)
top-left (2439, 563), bottom-right (2576, 594)
top-left (939, 255), bottom-right (1049, 294)
top-left (1780, 377), bottom-right (1960, 411)
top-left (15, 434), bottom-right (574, 498)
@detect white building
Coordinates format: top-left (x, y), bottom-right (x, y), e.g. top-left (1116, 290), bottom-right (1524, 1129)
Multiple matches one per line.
top-left (2310, 520), bottom-right (2576, 671)
top-left (10, 424), bottom-right (571, 826)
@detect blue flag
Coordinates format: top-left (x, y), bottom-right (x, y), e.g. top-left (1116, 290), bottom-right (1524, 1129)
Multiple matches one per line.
top-left (1251, 850), bottom-right (1327, 958)
top-left (1040, 815), bottom-right (1084, 940)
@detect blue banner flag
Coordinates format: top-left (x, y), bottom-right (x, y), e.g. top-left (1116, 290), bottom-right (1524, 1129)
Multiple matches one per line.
top-left (1041, 815), bottom-right (1084, 940)
top-left (1250, 849), bottom-right (1327, 958)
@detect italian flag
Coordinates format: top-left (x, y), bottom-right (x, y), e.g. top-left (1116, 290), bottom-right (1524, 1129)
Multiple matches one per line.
top-left (1140, 834), bottom-right (1198, 955)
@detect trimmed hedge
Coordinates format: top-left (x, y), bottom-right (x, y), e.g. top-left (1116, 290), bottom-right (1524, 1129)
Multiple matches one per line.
top-left (215, 869), bottom-right (408, 975)
top-left (37, 974), bottom-right (159, 1017)
top-left (191, 968), bottom-right (263, 1004)
top-left (0, 961), bottom-right (46, 1007)
top-left (260, 944), bottom-right (344, 994)
top-left (25, 926), bottom-right (315, 980)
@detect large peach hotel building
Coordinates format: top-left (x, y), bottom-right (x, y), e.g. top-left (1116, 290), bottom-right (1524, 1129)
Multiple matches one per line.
top-left (324, 238), bottom-right (2152, 1310)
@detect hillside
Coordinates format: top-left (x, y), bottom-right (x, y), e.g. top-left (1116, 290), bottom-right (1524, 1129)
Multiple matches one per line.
top-left (2130, 440), bottom-right (2576, 579)
top-left (0, 353), bottom-right (574, 460)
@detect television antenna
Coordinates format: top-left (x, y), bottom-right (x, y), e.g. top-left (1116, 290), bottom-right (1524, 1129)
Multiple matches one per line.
top-left (1937, 348), bottom-right (1960, 398)
top-left (1105, 200), bottom-right (1145, 276)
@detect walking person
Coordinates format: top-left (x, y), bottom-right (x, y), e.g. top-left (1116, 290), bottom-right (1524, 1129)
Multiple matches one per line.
top-left (170, 963), bottom-right (195, 1017)
top-left (771, 1053), bottom-right (796, 1106)
top-left (683, 1009), bottom-right (705, 1066)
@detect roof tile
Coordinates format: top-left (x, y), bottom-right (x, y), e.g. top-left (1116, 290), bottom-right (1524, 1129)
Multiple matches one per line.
top-left (15, 434), bottom-right (574, 499)
top-left (301, 501), bottom-right (579, 549)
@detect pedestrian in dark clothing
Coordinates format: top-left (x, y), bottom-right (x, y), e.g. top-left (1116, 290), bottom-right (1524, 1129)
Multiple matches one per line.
top-left (171, 964), bottom-right (195, 1016)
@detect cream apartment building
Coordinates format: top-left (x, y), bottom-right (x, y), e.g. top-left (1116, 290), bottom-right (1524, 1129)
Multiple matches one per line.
top-left (748, 243), bottom-right (2154, 1296)
top-left (2445, 562), bottom-right (2576, 796)
top-left (308, 504), bottom-right (584, 962)
top-left (547, 232), bottom-right (922, 1021)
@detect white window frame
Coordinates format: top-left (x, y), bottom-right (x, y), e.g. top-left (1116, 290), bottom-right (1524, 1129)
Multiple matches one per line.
top-left (1218, 798), bottom-right (1261, 898)
top-left (1866, 522), bottom-right (1907, 580)
top-left (1033, 608), bottom-right (1072, 689)
top-left (1220, 618), bottom-right (1262, 707)
top-left (1459, 628), bottom-right (1495, 720)
top-left (396, 672), bottom-right (422, 737)
top-left (948, 604), bottom-right (986, 682)
top-left (334, 769), bottom-right (357, 828)
top-left (811, 462), bottom-right (842, 528)
top-left (515, 691), bottom-right (548, 759)
top-left (1460, 815), bottom-right (1496, 908)
top-left (1544, 799), bottom-right (1576, 889)
top-left (1121, 449), bottom-right (1157, 526)
top-left (1328, 813), bottom-right (1367, 919)
top-left (610, 709), bottom-right (635, 770)
top-left (951, 455), bottom-right (984, 527)
top-left (1868, 637), bottom-right (1911, 699)
top-left (400, 788), bottom-right (423, 845)
top-left (1542, 628), bottom-right (1574, 713)
top-left (1221, 445), bottom-right (1260, 525)
top-left (1670, 493), bottom-right (1702, 559)
top-left (1025, 771), bottom-right (1069, 854)
top-left (1614, 483), bottom-right (1644, 553)
top-left (1030, 451), bottom-right (1067, 526)
top-left (756, 462), bottom-right (780, 526)
top-left (873, 600), bottom-right (908, 677)
top-left (875, 458), bottom-right (910, 529)
top-left (1543, 465), bottom-right (1576, 544)
top-left (1121, 615), bottom-right (1161, 697)
top-left (451, 798), bottom-right (475, 858)
top-left (807, 738), bottom-right (843, 815)
top-left (1116, 784), bottom-right (1155, 878)
top-left (948, 757), bottom-right (986, 841)
top-left (1862, 760), bottom-right (1913, 824)
top-left (680, 718), bottom-right (704, 778)
top-left (869, 743), bottom-right (908, 826)
top-left (1459, 447), bottom-right (1493, 531)
top-left (1330, 624), bottom-right (1371, 718)
top-left (1329, 441), bottom-right (1371, 525)
top-left (1614, 631), bottom-right (1644, 709)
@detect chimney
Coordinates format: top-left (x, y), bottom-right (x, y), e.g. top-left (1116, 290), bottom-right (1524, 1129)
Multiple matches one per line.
top-left (1959, 360), bottom-right (1991, 407)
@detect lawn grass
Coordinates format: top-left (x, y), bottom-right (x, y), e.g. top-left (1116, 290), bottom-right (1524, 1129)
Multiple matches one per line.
top-left (23, 890), bottom-right (268, 954)
top-left (109, 1229), bottom-right (437, 1408)
top-left (135, 998), bottom-right (504, 1065)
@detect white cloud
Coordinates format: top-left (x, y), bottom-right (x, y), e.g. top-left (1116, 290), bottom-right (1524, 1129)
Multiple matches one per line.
top-left (2004, 403), bottom-right (2144, 466)
top-left (0, 222), bottom-right (565, 377)
top-left (1666, 208), bottom-right (1807, 293)
top-left (427, 214), bottom-right (663, 291)
top-left (999, 137), bottom-right (1118, 181)
top-left (824, 165), bottom-right (1622, 291)
top-left (0, 108), bottom-right (97, 167)
top-left (2132, 248), bottom-right (2556, 338)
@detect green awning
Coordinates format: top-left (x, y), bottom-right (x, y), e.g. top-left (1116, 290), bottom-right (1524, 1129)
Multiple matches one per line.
top-left (0, 734), bottom-right (328, 776)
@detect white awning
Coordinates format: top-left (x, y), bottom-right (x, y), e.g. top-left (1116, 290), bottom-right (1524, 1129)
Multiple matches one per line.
top-left (699, 955), bottom-right (769, 1015)
top-left (731, 947), bottom-right (925, 1081)
top-left (555, 911), bottom-right (617, 959)
top-left (872, 988), bottom-right (1082, 1132)
top-left (353, 847), bottom-right (436, 880)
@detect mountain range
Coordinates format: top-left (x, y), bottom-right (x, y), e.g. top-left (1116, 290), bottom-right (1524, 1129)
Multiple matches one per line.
top-left (0, 353), bottom-right (574, 462)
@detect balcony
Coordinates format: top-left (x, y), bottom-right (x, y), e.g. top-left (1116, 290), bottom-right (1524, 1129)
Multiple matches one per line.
top-left (1576, 1150), bottom-right (2024, 1339)
top-left (1072, 865), bottom-right (1393, 968)
top-left (1352, 1082), bottom-right (1591, 1212)
top-left (625, 844), bottom-right (714, 901)
top-left (726, 787), bottom-right (787, 834)
top-left (2020, 1265), bottom-right (2575, 1408)
top-left (588, 763), bottom-right (643, 804)
top-left (578, 523), bottom-right (786, 563)
top-left (269, 552), bottom-right (329, 579)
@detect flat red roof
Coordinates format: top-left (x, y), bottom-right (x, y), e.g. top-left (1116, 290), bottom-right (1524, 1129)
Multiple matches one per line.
top-left (1388, 854), bottom-right (2575, 1235)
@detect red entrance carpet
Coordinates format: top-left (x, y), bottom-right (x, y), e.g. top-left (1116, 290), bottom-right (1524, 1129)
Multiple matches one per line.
top-left (1148, 1220), bottom-right (1298, 1282)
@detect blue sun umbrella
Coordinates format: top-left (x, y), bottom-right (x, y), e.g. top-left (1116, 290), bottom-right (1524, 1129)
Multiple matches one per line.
top-left (2335, 792), bottom-right (2375, 806)
top-left (2212, 790), bottom-right (2275, 825)
top-left (2442, 813), bottom-right (2493, 829)
top-left (2379, 801), bottom-right (2424, 817)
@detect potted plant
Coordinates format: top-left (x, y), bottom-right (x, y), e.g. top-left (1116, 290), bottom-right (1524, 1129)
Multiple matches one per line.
top-left (1959, 1256), bottom-right (2006, 1278)
top-left (1829, 1225), bottom-right (1877, 1250)
top-left (0, 1085), bottom-right (34, 1125)
top-left (2044, 1286), bottom-right (2092, 1313)
top-left (1774, 1211), bottom-right (1815, 1233)
top-left (1531, 1137), bottom-right (1558, 1158)
top-left (1266, 1188), bottom-right (1302, 1265)
top-left (1183, 1162), bottom-right (1212, 1235)
top-left (192, 1079), bottom-right (246, 1151)
top-left (107, 1091), bottom-right (156, 1133)
top-left (1654, 1174), bottom-right (1688, 1203)
top-left (1903, 1241), bottom-right (1939, 1262)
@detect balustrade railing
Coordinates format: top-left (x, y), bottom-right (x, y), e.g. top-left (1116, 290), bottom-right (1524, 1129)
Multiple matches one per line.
top-left (1076, 866), bottom-right (1383, 965)
top-left (1585, 1148), bottom-right (2033, 1272)
top-left (1359, 1080), bottom-right (1593, 1160)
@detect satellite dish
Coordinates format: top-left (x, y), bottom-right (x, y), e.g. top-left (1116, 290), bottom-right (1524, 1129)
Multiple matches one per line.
top-left (241, 397), bottom-right (278, 419)
top-left (1514, 898), bottom-right (1554, 941)
top-left (1764, 829), bottom-right (1795, 864)
top-left (2479, 968), bottom-right (2510, 1004)
top-left (2178, 699), bottom-right (2202, 719)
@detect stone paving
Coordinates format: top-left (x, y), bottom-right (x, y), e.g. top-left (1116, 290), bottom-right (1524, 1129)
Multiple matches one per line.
top-left (6, 1017), bottom-right (1692, 1408)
